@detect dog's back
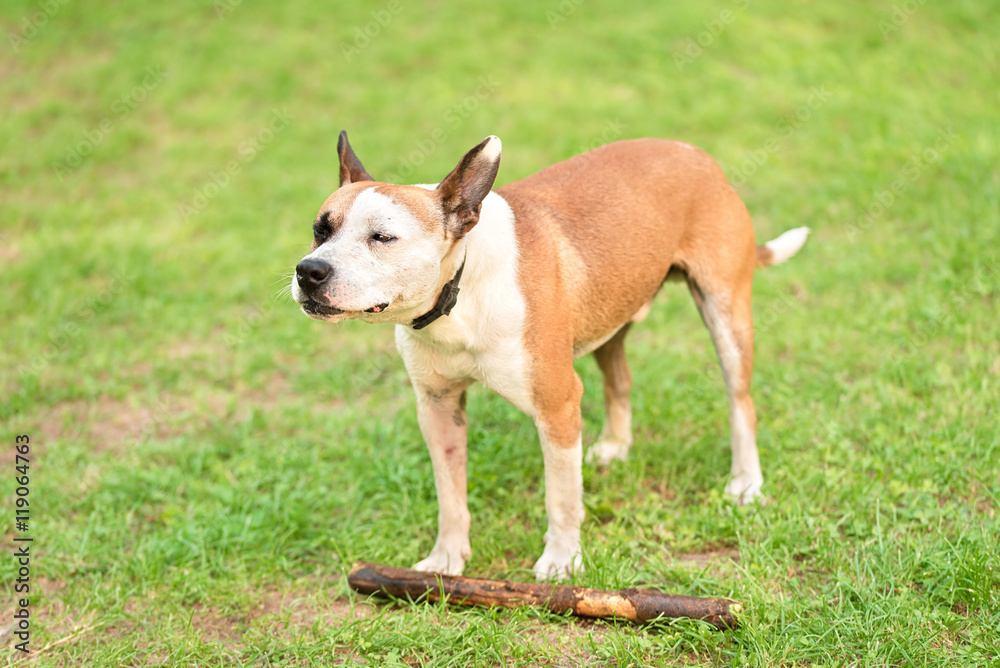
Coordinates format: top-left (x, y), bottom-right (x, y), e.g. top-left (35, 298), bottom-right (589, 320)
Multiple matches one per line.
top-left (498, 138), bottom-right (756, 352)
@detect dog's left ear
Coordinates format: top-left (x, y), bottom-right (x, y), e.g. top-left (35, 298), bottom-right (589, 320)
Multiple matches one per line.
top-left (338, 130), bottom-right (375, 187)
top-left (436, 135), bottom-right (502, 238)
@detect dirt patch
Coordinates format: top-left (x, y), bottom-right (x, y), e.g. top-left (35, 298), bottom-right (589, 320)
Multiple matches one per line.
top-left (34, 395), bottom-right (204, 452)
top-left (668, 546), bottom-right (742, 580)
top-left (30, 374), bottom-right (303, 453)
top-left (675, 546), bottom-right (740, 570)
top-left (113, 581), bottom-right (377, 658)
top-left (0, 235), bottom-right (20, 263)
top-left (966, 480), bottom-right (997, 517)
top-left (975, 499), bottom-right (995, 517)
top-left (651, 482), bottom-right (677, 501)
top-left (198, 580), bottom-right (370, 633)
top-left (235, 374), bottom-right (297, 412)
top-left (164, 339), bottom-right (219, 360)
top-left (2, 579), bottom-right (372, 663)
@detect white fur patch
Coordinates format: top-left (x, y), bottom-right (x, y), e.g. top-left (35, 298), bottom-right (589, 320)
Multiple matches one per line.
top-left (479, 135), bottom-right (502, 163)
top-left (395, 192), bottom-right (535, 416)
top-left (630, 300), bottom-right (654, 323)
top-left (533, 433), bottom-right (584, 580)
top-left (698, 294), bottom-right (743, 389)
top-left (764, 226), bottom-right (810, 265)
top-left (725, 402), bottom-right (763, 502)
top-left (586, 439), bottom-right (629, 465)
top-left (695, 293), bottom-right (763, 504)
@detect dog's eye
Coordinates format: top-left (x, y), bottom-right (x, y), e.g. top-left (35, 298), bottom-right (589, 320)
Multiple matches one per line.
top-left (313, 220), bottom-right (332, 243)
top-left (371, 232), bottom-right (395, 243)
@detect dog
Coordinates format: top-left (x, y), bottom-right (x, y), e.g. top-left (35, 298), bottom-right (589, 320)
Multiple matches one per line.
top-left (291, 131), bottom-right (809, 579)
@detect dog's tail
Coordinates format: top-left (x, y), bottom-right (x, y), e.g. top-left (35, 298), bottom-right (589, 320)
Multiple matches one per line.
top-left (756, 227), bottom-right (810, 268)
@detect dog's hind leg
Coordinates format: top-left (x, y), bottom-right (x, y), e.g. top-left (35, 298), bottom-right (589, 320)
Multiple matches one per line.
top-left (686, 273), bottom-right (764, 504)
top-left (587, 324), bottom-right (634, 465)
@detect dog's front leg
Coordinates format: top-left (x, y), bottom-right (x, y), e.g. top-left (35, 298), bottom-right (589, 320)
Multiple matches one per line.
top-left (412, 384), bottom-right (473, 576)
top-left (532, 371), bottom-right (586, 581)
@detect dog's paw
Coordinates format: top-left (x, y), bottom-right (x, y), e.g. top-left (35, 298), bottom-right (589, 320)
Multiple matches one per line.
top-left (725, 474), bottom-right (764, 506)
top-left (412, 542), bottom-right (470, 576)
top-left (532, 545), bottom-right (583, 581)
top-left (585, 439), bottom-right (630, 466)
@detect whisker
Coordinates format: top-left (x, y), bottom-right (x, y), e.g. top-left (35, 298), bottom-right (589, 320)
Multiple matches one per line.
top-left (273, 283), bottom-right (295, 303)
top-left (271, 271), bottom-right (296, 286)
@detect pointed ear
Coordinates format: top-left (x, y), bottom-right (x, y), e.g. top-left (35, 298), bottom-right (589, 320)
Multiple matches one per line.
top-left (338, 130), bottom-right (374, 186)
top-left (436, 135), bottom-right (502, 237)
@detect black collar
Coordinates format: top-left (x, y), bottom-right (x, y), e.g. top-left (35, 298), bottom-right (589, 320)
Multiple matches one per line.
top-left (410, 256), bottom-right (467, 330)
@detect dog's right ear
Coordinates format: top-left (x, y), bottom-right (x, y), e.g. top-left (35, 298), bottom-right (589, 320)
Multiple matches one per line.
top-left (436, 135), bottom-right (502, 238)
top-left (337, 130), bottom-right (375, 187)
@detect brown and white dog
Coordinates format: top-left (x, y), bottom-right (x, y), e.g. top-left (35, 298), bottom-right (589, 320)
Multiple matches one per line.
top-left (291, 131), bottom-right (809, 579)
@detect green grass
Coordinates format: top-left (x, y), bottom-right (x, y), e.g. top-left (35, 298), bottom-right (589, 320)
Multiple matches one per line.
top-left (2, 0), bottom-right (998, 665)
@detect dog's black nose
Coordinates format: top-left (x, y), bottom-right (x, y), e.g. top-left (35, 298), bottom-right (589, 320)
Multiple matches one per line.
top-left (296, 258), bottom-right (332, 291)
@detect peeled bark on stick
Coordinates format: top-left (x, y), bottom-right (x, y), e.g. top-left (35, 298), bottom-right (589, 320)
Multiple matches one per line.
top-left (347, 561), bottom-right (739, 629)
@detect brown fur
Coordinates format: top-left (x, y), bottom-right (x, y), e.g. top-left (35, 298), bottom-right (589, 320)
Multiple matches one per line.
top-left (593, 324), bottom-right (633, 446)
top-left (375, 185), bottom-right (452, 238)
top-left (498, 139), bottom-right (760, 449)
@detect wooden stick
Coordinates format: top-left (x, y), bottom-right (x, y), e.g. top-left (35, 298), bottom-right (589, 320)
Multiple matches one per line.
top-left (348, 561), bottom-right (740, 629)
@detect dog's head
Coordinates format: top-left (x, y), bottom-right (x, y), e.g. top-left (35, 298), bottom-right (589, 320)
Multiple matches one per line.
top-left (292, 131), bottom-right (501, 324)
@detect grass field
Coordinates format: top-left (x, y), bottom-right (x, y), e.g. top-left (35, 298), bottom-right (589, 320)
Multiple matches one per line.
top-left (2, 0), bottom-right (998, 665)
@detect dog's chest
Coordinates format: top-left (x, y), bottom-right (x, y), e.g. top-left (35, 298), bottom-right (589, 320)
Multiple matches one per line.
top-left (395, 312), bottom-right (536, 417)
top-left (393, 191), bottom-right (538, 416)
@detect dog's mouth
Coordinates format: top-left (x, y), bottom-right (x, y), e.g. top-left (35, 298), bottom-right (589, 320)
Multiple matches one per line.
top-left (301, 300), bottom-right (391, 317)
top-left (302, 300), bottom-right (344, 317)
